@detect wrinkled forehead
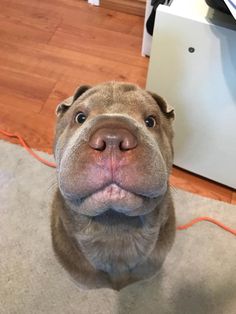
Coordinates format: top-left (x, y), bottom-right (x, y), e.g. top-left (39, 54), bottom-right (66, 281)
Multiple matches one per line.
top-left (73, 84), bottom-right (159, 116)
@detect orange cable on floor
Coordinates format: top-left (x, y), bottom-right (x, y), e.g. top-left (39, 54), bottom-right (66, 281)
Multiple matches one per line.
top-left (177, 216), bottom-right (236, 236)
top-left (0, 128), bottom-right (56, 168)
top-left (0, 128), bottom-right (235, 236)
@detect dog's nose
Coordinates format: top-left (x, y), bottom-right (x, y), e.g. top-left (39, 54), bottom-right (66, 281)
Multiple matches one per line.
top-left (89, 128), bottom-right (137, 152)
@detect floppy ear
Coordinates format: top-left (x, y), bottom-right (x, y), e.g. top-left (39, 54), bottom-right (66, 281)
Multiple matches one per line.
top-left (56, 85), bottom-right (91, 117)
top-left (148, 91), bottom-right (175, 119)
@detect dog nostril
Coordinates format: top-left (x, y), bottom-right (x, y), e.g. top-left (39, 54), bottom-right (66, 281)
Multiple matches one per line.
top-left (94, 141), bottom-right (106, 151)
top-left (89, 137), bottom-right (106, 151)
top-left (89, 128), bottom-right (137, 152)
top-left (120, 137), bottom-right (137, 151)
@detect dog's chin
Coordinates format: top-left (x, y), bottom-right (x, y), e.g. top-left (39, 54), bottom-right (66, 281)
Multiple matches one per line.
top-left (62, 183), bottom-right (166, 217)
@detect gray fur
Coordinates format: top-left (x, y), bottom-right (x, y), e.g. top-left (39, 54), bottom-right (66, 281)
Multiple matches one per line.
top-left (51, 82), bottom-right (176, 290)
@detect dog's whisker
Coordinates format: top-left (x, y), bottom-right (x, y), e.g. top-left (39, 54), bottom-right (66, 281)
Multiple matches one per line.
top-left (47, 176), bottom-right (57, 193)
top-left (169, 185), bottom-right (179, 194)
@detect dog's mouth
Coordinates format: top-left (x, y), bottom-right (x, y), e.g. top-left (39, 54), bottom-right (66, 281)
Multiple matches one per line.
top-left (92, 208), bottom-right (143, 227)
top-left (65, 183), bottom-right (163, 217)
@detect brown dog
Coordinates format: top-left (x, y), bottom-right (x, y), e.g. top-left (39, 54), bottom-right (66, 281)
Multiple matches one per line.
top-left (51, 82), bottom-right (175, 290)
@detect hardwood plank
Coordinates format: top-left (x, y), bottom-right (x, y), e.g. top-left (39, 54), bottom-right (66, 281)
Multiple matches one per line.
top-left (0, 103), bottom-right (54, 154)
top-left (57, 2), bottom-right (146, 37)
top-left (1, 0), bottom-right (144, 36)
top-left (231, 192), bottom-right (236, 205)
top-left (0, 42), bottom-right (61, 81)
top-left (49, 23), bottom-right (147, 68)
top-left (91, 10), bottom-right (145, 36)
top-left (0, 0), bottom-right (60, 34)
top-left (0, 40), bottom-right (147, 96)
top-left (0, 16), bottom-right (56, 45)
top-left (100, 0), bottom-right (146, 16)
top-left (170, 166), bottom-right (233, 203)
top-left (0, 67), bottom-right (56, 113)
top-left (0, 0), bottom-right (86, 14)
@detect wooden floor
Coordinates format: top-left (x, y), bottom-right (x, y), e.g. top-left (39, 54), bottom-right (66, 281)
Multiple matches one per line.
top-left (0, 0), bottom-right (235, 204)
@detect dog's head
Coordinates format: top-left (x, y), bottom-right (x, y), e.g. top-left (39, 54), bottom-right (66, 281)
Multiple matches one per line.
top-left (54, 82), bottom-right (174, 217)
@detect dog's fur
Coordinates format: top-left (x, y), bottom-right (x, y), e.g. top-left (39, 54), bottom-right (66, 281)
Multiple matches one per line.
top-left (51, 82), bottom-right (175, 290)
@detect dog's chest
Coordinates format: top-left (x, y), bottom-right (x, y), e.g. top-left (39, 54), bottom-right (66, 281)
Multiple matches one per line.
top-left (75, 221), bottom-right (159, 274)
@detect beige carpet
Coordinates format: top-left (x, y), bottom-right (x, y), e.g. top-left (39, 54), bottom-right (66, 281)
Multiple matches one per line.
top-left (0, 140), bottom-right (235, 314)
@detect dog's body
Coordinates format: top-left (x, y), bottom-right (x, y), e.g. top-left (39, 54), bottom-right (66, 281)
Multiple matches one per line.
top-left (51, 82), bottom-right (175, 290)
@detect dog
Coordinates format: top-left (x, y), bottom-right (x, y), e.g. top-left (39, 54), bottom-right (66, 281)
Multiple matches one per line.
top-left (51, 82), bottom-right (176, 290)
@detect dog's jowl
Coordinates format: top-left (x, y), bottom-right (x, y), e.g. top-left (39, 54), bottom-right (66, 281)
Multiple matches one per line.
top-left (51, 82), bottom-right (176, 290)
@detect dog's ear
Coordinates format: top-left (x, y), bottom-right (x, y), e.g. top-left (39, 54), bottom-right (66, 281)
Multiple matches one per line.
top-left (148, 91), bottom-right (175, 120)
top-left (56, 85), bottom-right (91, 117)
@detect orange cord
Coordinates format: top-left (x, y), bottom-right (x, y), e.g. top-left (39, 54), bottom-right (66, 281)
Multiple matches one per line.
top-left (0, 128), bottom-right (235, 236)
top-left (0, 129), bottom-right (56, 168)
top-left (177, 216), bottom-right (236, 236)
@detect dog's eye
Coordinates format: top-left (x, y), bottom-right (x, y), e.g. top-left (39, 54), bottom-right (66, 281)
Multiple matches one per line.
top-left (145, 116), bottom-right (156, 128)
top-left (75, 112), bottom-right (87, 124)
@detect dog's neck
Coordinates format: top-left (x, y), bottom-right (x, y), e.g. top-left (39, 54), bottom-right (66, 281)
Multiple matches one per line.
top-left (56, 188), bottom-right (170, 275)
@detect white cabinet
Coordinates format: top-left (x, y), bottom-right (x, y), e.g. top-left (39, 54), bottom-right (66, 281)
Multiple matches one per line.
top-left (146, 0), bottom-right (236, 188)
